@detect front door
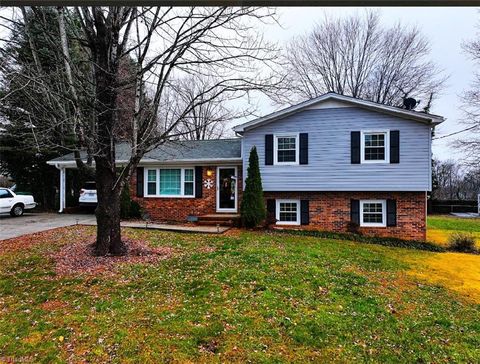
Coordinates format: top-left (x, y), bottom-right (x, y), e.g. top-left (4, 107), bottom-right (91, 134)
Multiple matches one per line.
top-left (217, 167), bottom-right (237, 212)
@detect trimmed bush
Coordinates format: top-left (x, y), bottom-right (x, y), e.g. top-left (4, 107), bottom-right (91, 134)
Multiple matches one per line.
top-left (448, 232), bottom-right (477, 253)
top-left (241, 146), bottom-right (266, 228)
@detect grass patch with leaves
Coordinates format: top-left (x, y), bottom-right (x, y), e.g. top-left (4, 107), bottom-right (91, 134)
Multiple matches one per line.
top-left (0, 226), bottom-right (479, 363)
top-left (427, 215), bottom-right (480, 249)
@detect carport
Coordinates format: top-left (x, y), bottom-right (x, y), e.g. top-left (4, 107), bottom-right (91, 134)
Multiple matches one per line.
top-left (46, 151), bottom-right (100, 213)
top-left (46, 144), bottom-right (132, 213)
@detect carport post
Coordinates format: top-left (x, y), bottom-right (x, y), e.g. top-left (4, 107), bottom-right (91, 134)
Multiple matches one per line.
top-left (57, 166), bottom-right (66, 213)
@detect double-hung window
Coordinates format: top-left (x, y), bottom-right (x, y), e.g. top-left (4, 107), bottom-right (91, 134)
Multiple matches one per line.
top-left (145, 168), bottom-right (194, 197)
top-left (361, 131), bottom-right (389, 163)
top-left (276, 199), bottom-right (300, 225)
top-left (360, 200), bottom-right (386, 227)
top-left (184, 169), bottom-right (194, 196)
top-left (147, 170), bottom-right (157, 195)
top-left (274, 134), bottom-right (299, 165)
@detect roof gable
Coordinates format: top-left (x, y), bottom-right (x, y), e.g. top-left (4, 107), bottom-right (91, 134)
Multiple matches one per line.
top-left (233, 93), bottom-right (445, 133)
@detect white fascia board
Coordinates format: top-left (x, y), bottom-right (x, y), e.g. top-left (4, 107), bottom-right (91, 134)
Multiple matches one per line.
top-left (138, 158), bottom-right (242, 166)
top-left (47, 158), bottom-right (242, 168)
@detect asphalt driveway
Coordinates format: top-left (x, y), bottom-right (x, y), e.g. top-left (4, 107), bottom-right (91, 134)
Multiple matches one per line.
top-left (0, 213), bottom-right (96, 241)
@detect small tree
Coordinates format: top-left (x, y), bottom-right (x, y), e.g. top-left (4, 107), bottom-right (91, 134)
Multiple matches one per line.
top-left (241, 147), bottom-right (266, 228)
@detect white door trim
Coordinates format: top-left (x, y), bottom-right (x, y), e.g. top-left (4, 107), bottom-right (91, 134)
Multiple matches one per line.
top-left (216, 166), bottom-right (238, 213)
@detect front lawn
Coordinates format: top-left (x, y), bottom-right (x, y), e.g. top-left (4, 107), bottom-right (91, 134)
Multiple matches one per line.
top-left (0, 226), bottom-right (479, 363)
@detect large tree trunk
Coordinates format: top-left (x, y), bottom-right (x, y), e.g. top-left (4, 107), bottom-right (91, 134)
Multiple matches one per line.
top-left (94, 158), bottom-right (126, 256)
top-left (92, 12), bottom-right (125, 256)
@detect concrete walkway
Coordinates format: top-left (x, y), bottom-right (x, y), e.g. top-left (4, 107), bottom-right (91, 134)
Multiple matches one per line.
top-left (81, 220), bottom-right (230, 234)
top-left (0, 213), bottom-right (228, 241)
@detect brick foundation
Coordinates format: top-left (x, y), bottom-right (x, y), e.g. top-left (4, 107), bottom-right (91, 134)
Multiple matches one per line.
top-left (130, 165), bottom-right (242, 222)
top-left (265, 191), bottom-right (426, 241)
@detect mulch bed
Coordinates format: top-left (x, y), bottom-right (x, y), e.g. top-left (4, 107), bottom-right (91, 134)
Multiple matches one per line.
top-left (50, 237), bottom-right (175, 276)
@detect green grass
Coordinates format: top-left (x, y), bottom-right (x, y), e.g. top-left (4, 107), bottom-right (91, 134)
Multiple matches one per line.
top-left (427, 215), bottom-right (480, 249)
top-left (428, 215), bottom-right (480, 232)
top-left (0, 226), bottom-right (479, 363)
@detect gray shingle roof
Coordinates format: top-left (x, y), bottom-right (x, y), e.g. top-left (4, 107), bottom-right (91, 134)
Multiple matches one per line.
top-left (48, 138), bottom-right (242, 163)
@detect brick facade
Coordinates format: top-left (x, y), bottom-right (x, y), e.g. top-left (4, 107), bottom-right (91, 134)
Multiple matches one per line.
top-left (130, 165), bottom-right (242, 222)
top-left (130, 166), bottom-right (426, 240)
top-left (264, 191), bottom-right (426, 241)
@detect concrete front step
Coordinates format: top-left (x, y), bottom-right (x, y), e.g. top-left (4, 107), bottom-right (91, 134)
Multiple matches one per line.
top-left (199, 214), bottom-right (240, 221)
top-left (196, 220), bottom-right (235, 226)
top-left (196, 213), bottom-right (240, 227)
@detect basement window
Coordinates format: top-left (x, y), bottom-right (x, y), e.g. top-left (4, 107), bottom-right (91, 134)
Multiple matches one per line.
top-left (276, 199), bottom-right (300, 225)
top-left (360, 200), bottom-right (386, 227)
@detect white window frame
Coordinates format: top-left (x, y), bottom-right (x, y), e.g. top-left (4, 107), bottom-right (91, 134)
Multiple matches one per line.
top-left (144, 167), bottom-right (195, 198)
top-left (146, 169), bottom-right (159, 196)
top-left (361, 130), bottom-right (390, 164)
top-left (274, 133), bottom-right (299, 166)
top-left (360, 199), bottom-right (387, 227)
top-left (276, 199), bottom-right (300, 225)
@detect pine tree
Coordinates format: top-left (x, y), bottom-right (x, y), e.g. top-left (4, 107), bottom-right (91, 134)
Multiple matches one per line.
top-left (241, 146), bottom-right (266, 228)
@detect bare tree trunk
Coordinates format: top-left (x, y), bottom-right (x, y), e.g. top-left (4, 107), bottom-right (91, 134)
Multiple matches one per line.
top-left (95, 158), bottom-right (125, 255)
top-left (92, 17), bottom-right (125, 255)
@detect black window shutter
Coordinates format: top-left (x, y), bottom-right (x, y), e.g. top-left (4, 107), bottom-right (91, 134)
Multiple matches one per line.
top-left (265, 134), bottom-right (274, 165)
top-left (267, 199), bottom-right (276, 217)
top-left (387, 199), bottom-right (397, 227)
top-left (350, 199), bottom-right (360, 224)
top-left (390, 130), bottom-right (400, 164)
top-left (299, 133), bottom-right (308, 164)
top-left (195, 166), bottom-right (203, 198)
top-left (136, 167), bottom-right (144, 197)
top-left (300, 200), bottom-right (309, 225)
top-left (351, 131), bottom-right (361, 164)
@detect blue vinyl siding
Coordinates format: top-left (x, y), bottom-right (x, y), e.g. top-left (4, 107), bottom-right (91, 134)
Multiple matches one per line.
top-left (241, 107), bottom-right (432, 192)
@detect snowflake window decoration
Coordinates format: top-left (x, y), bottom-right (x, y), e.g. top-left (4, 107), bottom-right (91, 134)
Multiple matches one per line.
top-left (203, 179), bottom-right (214, 189)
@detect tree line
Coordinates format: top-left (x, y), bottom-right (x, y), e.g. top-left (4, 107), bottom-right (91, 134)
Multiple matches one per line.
top-left (432, 159), bottom-right (480, 201)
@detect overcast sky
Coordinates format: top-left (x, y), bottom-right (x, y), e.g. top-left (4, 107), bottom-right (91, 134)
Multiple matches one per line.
top-left (251, 7), bottom-right (478, 162)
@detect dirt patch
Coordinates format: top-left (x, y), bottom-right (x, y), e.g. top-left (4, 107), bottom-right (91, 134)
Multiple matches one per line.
top-left (198, 246), bottom-right (217, 253)
top-left (223, 228), bottom-right (243, 237)
top-left (50, 237), bottom-right (175, 276)
top-left (41, 299), bottom-right (69, 311)
top-left (199, 340), bottom-right (219, 354)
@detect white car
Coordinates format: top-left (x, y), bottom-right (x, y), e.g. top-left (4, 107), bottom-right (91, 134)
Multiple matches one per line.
top-left (79, 181), bottom-right (97, 207)
top-left (0, 187), bottom-right (37, 217)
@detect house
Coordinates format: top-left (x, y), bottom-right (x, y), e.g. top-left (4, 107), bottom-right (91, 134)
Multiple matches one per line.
top-left (47, 92), bottom-right (444, 240)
